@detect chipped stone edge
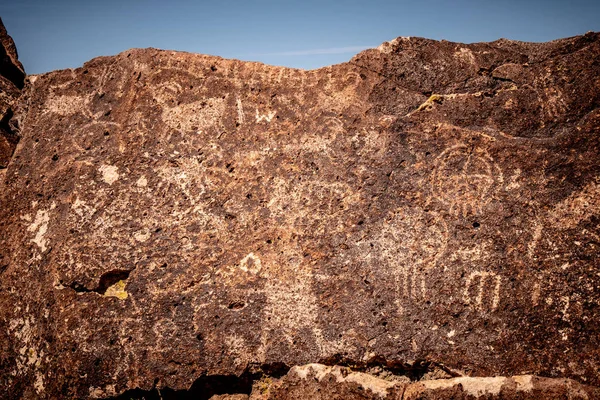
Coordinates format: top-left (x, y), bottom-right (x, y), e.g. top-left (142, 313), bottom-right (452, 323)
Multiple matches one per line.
top-left (290, 364), bottom-right (398, 397)
top-left (287, 363), bottom-right (596, 399)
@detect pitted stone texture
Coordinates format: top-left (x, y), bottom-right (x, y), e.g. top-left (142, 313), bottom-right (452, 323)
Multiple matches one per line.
top-left (1, 32), bottom-right (600, 399)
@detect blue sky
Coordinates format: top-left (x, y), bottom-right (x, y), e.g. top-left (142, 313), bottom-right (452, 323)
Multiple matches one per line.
top-left (2, 0), bottom-right (599, 74)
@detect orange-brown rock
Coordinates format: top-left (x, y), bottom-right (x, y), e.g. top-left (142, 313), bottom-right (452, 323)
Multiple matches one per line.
top-left (1, 30), bottom-right (599, 399)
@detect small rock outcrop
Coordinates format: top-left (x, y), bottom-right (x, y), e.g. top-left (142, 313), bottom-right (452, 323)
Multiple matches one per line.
top-left (0, 17), bottom-right (24, 168)
top-left (0, 23), bottom-right (599, 399)
top-left (257, 363), bottom-right (600, 400)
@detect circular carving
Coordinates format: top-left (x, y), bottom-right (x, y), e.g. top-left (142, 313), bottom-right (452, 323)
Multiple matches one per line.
top-left (431, 144), bottom-right (502, 217)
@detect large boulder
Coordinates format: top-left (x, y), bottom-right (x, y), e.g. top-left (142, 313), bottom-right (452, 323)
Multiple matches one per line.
top-left (0, 30), bottom-right (599, 399)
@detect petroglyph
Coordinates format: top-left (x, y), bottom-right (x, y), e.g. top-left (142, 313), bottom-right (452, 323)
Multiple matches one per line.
top-left (366, 210), bottom-right (449, 307)
top-left (387, 211), bottom-right (449, 267)
top-left (454, 47), bottom-right (476, 64)
top-left (4, 27), bottom-right (600, 397)
top-left (464, 271), bottom-right (502, 312)
top-left (133, 229), bottom-right (151, 243)
top-left (135, 176), bottom-right (148, 187)
top-left (255, 108), bottom-right (276, 123)
top-left (525, 178), bottom-right (599, 261)
top-left (505, 168), bottom-right (522, 191)
top-left (236, 97), bottom-right (245, 125)
top-left (343, 71), bottom-right (363, 87)
top-left (531, 281), bottom-right (541, 306)
top-left (152, 81), bottom-right (183, 104)
top-left (70, 197), bottom-right (97, 222)
top-left (27, 203), bottom-right (56, 254)
top-left (527, 221), bottom-right (544, 259)
top-left (260, 264), bottom-right (338, 358)
top-left (449, 240), bottom-right (494, 263)
top-left (560, 296), bottom-right (570, 321)
top-left (146, 71), bottom-right (228, 133)
top-left (397, 265), bottom-right (427, 301)
top-left (27, 210), bottom-right (50, 253)
top-left (266, 178), bottom-right (356, 227)
top-left (224, 335), bottom-right (253, 368)
top-left (351, 127), bottom-right (388, 158)
top-left (286, 115), bottom-right (346, 154)
top-left (7, 315), bottom-right (44, 378)
top-left (162, 98), bottom-right (226, 133)
top-left (430, 144), bottom-right (503, 217)
top-left (99, 164), bottom-right (119, 185)
top-left (238, 252), bottom-right (262, 274)
top-left (212, 251), bottom-right (340, 361)
top-left (44, 94), bottom-right (83, 116)
top-left (548, 178), bottom-right (600, 229)
top-left (45, 80), bottom-right (124, 122)
top-left (540, 86), bottom-right (567, 121)
top-left (322, 115), bottom-right (345, 133)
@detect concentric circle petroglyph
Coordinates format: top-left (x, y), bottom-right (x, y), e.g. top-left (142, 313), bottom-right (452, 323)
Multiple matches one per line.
top-left (343, 71), bottom-right (363, 87)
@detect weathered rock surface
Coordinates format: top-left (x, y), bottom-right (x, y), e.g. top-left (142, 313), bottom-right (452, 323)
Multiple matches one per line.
top-left (0, 17), bottom-right (24, 168)
top-left (1, 29), bottom-right (600, 399)
top-left (250, 363), bottom-right (600, 400)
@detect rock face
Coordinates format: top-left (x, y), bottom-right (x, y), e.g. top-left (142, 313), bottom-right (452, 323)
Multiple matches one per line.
top-left (0, 28), bottom-right (600, 399)
top-left (0, 17), bottom-right (25, 168)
